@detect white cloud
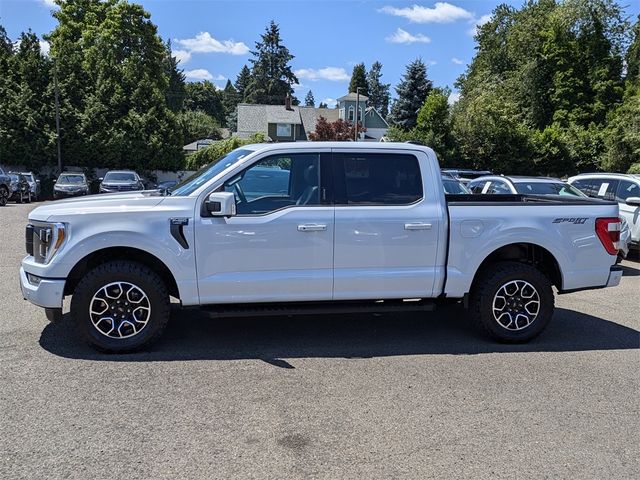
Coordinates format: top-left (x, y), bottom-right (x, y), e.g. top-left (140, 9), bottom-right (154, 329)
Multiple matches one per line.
top-left (451, 57), bottom-right (464, 65)
top-left (175, 32), bottom-right (249, 55)
top-left (294, 67), bottom-right (350, 82)
top-left (41, 0), bottom-right (58, 8)
top-left (292, 82), bottom-right (306, 91)
top-left (427, 60), bottom-right (437, 66)
top-left (184, 69), bottom-right (212, 80)
top-left (467, 14), bottom-right (492, 36)
top-left (173, 49), bottom-right (191, 64)
top-left (448, 91), bottom-right (461, 105)
top-left (39, 40), bottom-right (50, 56)
top-left (380, 2), bottom-right (473, 24)
top-left (386, 28), bottom-right (431, 44)
top-left (320, 98), bottom-right (337, 108)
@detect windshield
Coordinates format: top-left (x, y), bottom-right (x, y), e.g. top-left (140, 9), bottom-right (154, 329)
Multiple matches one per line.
top-left (514, 182), bottom-right (585, 196)
top-left (171, 148), bottom-right (255, 196)
top-left (442, 178), bottom-right (470, 194)
top-left (104, 172), bottom-right (136, 182)
top-left (58, 175), bottom-right (85, 184)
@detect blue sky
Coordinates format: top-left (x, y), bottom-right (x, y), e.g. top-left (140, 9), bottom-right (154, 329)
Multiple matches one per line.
top-left (2, 0), bottom-right (639, 107)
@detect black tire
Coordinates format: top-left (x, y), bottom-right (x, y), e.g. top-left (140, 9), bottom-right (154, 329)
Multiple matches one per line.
top-left (0, 186), bottom-right (7, 206)
top-left (70, 261), bottom-right (170, 352)
top-left (469, 261), bottom-right (554, 343)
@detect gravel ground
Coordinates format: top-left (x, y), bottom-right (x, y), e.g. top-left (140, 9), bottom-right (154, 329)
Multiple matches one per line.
top-left (1, 202), bottom-right (638, 479)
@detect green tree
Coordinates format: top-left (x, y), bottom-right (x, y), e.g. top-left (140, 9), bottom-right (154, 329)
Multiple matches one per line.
top-left (184, 81), bottom-right (225, 123)
top-left (366, 61), bottom-right (390, 118)
top-left (0, 30), bottom-right (54, 169)
top-left (234, 64), bottom-right (251, 102)
top-left (178, 110), bottom-right (221, 144)
top-left (165, 40), bottom-right (186, 113)
top-left (389, 58), bottom-right (432, 130)
top-left (414, 88), bottom-right (453, 163)
top-left (318, 101), bottom-right (328, 109)
top-left (304, 90), bottom-right (315, 107)
top-left (348, 63), bottom-right (368, 96)
top-left (245, 21), bottom-right (298, 104)
top-left (222, 79), bottom-right (240, 115)
top-left (77, 1), bottom-right (183, 170)
top-left (601, 16), bottom-right (640, 172)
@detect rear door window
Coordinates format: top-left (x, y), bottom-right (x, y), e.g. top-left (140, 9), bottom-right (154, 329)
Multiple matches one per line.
top-left (334, 153), bottom-right (422, 205)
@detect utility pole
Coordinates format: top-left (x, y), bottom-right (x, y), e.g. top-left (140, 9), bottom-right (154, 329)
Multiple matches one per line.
top-left (54, 59), bottom-right (63, 174)
top-left (354, 87), bottom-right (361, 142)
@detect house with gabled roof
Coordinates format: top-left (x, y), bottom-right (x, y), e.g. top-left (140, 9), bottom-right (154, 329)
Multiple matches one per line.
top-left (236, 93), bottom-right (389, 142)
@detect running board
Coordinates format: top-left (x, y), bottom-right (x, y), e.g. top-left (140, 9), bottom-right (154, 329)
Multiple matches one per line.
top-left (201, 300), bottom-right (436, 318)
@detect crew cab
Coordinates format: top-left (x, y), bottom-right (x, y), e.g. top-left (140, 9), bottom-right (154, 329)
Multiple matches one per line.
top-left (20, 143), bottom-right (623, 352)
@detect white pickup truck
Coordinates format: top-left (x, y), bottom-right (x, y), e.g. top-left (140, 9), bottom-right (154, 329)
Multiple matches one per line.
top-left (20, 143), bottom-right (623, 352)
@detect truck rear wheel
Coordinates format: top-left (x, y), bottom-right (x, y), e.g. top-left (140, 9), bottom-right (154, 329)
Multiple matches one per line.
top-left (70, 261), bottom-right (170, 352)
top-left (469, 261), bottom-right (554, 343)
top-left (0, 186), bottom-right (7, 206)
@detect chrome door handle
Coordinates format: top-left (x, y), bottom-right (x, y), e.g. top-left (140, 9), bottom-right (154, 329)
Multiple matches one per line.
top-left (298, 224), bottom-right (327, 232)
top-left (404, 222), bottom-right (432, 231)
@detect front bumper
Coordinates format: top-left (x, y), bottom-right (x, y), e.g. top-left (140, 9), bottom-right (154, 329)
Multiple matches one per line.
top-left (54, 189), bottom-right (88, 199)
top-left (20, 267), bottom-right (65, 308)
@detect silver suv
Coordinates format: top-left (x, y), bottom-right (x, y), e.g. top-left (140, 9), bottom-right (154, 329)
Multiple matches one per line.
top-left (568, 173), bottom-right (640, 250)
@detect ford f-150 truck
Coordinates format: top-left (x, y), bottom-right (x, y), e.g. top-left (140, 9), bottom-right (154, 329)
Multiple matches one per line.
top-left (20, 143), bottom-right (623, 352)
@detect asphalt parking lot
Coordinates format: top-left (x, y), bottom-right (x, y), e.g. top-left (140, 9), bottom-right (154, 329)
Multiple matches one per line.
top-left (1, 202), bottom-right (638, 479)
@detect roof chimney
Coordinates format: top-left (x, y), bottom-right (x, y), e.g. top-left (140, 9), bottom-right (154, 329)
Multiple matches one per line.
top-left (285, 94), bottom-right (292, 111)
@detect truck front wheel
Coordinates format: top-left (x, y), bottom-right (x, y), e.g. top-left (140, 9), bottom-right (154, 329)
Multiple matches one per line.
top-left (469, 261), bottom-right (554, 343)
top-left (70, 261), bottom-right (170, 352)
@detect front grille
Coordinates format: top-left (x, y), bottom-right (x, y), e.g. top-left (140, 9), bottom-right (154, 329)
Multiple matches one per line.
top-left (25, 224), bottom-right (34, 255)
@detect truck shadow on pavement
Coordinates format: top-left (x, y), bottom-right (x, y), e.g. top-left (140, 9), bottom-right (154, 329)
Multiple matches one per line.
top-left (39, 305), bottom-right (639, 365)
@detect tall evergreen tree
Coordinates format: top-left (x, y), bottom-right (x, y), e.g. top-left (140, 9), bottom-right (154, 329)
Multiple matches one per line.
top-left (389, 59), bottom-right (432, 130)
top-left (245, 21), bottom-right (298, 104)
top-left (304, 90), bottom-right (315, 107)
top-left (348, 63), bottom-right (368, 96)
top-left (80, 2), bottom-right (183, 170)
top-left (165, 40), bottom-right (186, 113)
top-left (366, 61), bottom-right (390, 118)
top-left (222, 79), bottom-right (240, 116)
top-left (1, 31), bottom-right (54, 169)
top-left (625, 15), bottom-right (640, 82)
top-left (318, 101), bottom-right (328, 109)
top-left (234, 64), bottom-right (251, 102)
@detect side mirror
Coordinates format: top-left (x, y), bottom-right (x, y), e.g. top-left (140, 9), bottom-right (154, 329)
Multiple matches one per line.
top-left (98, 177), bottom-right (103, 182)
top-left (205, 192), bottom-right (236, 217)
top-left (625, 196), bottom-right (640, 207)
top-left (52, 179), bottom-right (57, 184)
top-left (36, 179), bottom-right (41, 185)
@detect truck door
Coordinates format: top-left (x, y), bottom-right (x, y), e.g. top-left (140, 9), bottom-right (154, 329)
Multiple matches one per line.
top-left (195, 151), bottom-right (334, 304)
top-left (332, 149), bottom-right (443, 300)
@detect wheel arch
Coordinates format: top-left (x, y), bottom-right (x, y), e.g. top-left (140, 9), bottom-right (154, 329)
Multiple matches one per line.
top-left (471, 242), bottom-right (563, 291)
top-left (64, 246), bottom-right (180, 299)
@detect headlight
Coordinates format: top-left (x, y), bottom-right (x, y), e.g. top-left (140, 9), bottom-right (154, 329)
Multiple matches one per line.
top-left (30, 223), bottom-right (67, 264)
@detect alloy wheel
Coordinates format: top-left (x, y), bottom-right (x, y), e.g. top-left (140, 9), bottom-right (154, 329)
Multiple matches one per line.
top-left (491, 280), bottom-right (540, 331)
top-left (89, 282), bottom-right (152, 339)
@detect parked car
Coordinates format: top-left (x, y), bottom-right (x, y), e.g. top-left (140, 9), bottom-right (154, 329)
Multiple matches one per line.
top-left (156, 180), bottom-right (178, 194)
top-left (21, 142), bottom-right (623, 352)
top-left (7, 173), bottom-right (31, 203)
top-left (468, 176), bottom-right (585, 197)
top-left (0, 166), bottom-right (11, 206)
top-left (99, 170), bottom-right (144, 193)
top-left (442, 175), bottom-right (471, 194)
top-left (53, 173), bottom-right (90, 199)
top-left (442, 168), bottom-right (493, 185)
top-left (567, 173), bottom-right (640, 251)
top-left (12, 172), bottom-right (40, 201)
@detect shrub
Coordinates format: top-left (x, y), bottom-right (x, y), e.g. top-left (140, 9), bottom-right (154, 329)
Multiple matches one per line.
top-left (185, 133), bottom-right (266, 170)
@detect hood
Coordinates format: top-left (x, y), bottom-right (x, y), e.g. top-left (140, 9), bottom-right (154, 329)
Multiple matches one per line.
top-left (29, 192), bottom-right (166, 222)
top-left (55, 182), bottom-right (87, 187)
